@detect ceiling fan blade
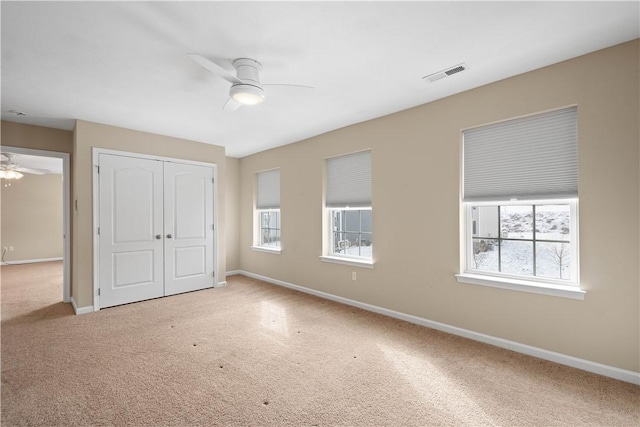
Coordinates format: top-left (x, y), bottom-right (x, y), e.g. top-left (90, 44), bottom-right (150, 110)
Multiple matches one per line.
top-left (222, 98), bottom-right (243, 112)
top-left (188, 54), bottom-right (243, 85)
top-left (15, 167), bottom-right (49, 175)
top-left (263, 84), bottom-right (316, 97)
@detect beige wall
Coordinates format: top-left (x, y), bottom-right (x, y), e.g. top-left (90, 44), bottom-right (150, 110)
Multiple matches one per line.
top-left (1, 121), bottom-right (73, 153)
top-left (73, 120), bottom-right (227, 308)
top-left (238, 40), bottom-right (640, 372)
top-left (225, 156), bottom-right (241, 272)
top-left (1, 173), bottom-right (63, 262)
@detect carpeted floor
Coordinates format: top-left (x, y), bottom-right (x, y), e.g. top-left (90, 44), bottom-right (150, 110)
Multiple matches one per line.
top-left (1, 262), bottom-right (639, 426)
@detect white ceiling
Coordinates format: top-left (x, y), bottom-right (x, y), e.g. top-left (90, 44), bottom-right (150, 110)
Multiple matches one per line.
top-left (2, 2), bottom-right (638, 158)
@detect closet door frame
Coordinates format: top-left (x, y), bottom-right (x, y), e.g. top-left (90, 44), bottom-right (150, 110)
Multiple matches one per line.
top-left (92, 148), bottom-right (218, 311)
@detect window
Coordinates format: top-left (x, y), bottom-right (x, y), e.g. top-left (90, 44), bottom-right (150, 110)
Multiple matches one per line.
top-left (323, 150), bottom-right (373, 265)
top-left (467, 201), bottom-right (577, 281)
top-left (331, 208), bottom-right (372, 258)
top-left (259, 210), bottom-right (280, 248)
top-left (458, 107), bottom-right (583, 298)
top-left (254, 169), bottom-right (281, 252)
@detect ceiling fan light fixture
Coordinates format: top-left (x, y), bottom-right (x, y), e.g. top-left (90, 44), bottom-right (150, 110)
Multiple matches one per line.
top-left (230, 84), bottom-right (265, 105)
top-left (0, 170), bottom-right (24, 180)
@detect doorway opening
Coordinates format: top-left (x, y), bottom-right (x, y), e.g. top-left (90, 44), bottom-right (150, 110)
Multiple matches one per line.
top-left (0, 146), bottom-right (71, 303)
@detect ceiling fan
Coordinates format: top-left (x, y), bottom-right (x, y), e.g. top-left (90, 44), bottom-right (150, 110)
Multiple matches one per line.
top-left (0, 153), bottom-right (51, 180)
top-left (188, 54), bottom-right (315, 111)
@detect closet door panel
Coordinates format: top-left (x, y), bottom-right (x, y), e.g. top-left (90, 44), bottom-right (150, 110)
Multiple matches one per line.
top-left (164, 162), bottom-right (214, 296)
top-left (98, 154), bottom-right (164, 308)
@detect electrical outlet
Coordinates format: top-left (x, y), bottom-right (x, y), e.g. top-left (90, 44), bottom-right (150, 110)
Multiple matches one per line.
top-left (352, 272), bottom-right (357, 281)
top-left (8, 246), bottom-right (14, 252)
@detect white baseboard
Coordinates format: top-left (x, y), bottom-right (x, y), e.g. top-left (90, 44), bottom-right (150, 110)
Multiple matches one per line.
top-left (1, 257), bottom-right (63, 266)
top-left (216, 281), bottom-right (228, 288)
top-left (235, 270), bottom-right (640, 385)
top-left (70, 297), bottom-right (94, 315)
top-left (226, 270), bottom-right (242, 276)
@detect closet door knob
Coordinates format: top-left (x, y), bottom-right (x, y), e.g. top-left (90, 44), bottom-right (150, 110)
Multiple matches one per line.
top-left (155, 235), bottom-right (162, 239)
top-left (166, 234), bottom-right (173, 239)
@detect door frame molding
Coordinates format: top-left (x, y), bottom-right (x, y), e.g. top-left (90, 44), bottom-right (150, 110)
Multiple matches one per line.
top-left (1, 145), bottom-right (71, 304)
top-left (92, 148), bottom-right (219, 311)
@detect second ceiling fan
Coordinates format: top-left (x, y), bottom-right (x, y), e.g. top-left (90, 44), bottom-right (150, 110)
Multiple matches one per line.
top-left (188, 54), bottom-right (315, 112)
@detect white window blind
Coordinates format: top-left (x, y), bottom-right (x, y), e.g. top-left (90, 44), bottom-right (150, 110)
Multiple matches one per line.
top-left (463, 107), bottom-right (578, 201)
top-left (257, 169), bottom-right (280, 209)
top-left (326, 150), bottom-right (371, 208)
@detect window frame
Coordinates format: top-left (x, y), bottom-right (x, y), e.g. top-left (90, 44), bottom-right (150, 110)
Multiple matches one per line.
top-left (254, 208), bottom-right (281, 252)
top-left (328, 207), bottom-right (373, 261)
top-left (321, 150), bottom-right (374, 268)
top-left (253, 168), bottom-right (281, 254)
top-left (457, 198), bottom-right (584, 300)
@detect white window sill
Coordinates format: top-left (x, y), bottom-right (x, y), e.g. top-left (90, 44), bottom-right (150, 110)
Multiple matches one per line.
top-left (320, 256), bottom-right (374, 269)
top-left (251, 246), bottom-right (282, 254)
top-left (455, 273), bottom-right (585, 300)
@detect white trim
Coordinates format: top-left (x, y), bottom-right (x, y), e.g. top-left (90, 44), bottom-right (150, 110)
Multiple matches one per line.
top-left (455, 273), bottom-right (585, 300)
top-left (251, 245), bottom-right (282, 254)
top-left (1, 257), bottom-right (63, 265)
top-left (462, 199), bottom-right (581, 292)
top-left (2, 146), bottom-right (71, 303)
top-left (320, 255), bottom-right (374, 269)
top-left (92, 150), bottom-right (101, 311)
top-left (215, 281), bottom-right (227, 287)
top-left (233, 270), bottom-right (639, 385)
top-left (90, 147), bottom-right (219, 169)
top-left (226, 270), bottom-right (242, 276)
top-left (70, 297), bottom-right (94, 315)
top-left (212, 166), bottom-right (219, 288)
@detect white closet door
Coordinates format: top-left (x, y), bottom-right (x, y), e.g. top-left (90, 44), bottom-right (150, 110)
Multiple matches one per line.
top-left (163, 162), bottom-right (214, 296)
top-left (98, 154), bottom-right (164, 308)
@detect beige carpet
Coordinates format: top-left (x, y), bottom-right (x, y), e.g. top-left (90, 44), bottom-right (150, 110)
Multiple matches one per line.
top-left (1, 262), bottom-right (639, 426)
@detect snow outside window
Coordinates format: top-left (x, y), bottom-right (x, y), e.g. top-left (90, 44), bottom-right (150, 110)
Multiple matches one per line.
top-left (255, 169), bottom-right (280, 251)
top-left (259, 209), bottom-right (281, 248)
top-left (330, 208), bottom-right (372, 259)
top-left (465, 200), bottom-right (578, 285)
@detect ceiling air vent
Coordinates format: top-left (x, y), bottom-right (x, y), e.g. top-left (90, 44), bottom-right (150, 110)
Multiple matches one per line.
top-left (422, 63), bottom-right (468, 83)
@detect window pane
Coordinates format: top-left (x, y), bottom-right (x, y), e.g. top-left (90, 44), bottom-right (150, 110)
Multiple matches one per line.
top-left (536, 242), bottom-right (571, 280)
top-left (344, 231), bottom-right (359, 243)
top-left (500, 240), bottom-right (533, 275)
top-left (359, 232), bottom-right (372, 247)
top-left (334, 232), bottom-right (348, 253)
top-left (333, 211), bottom-right (344, 232)
top-left (261, 228), bottom-right (279, 246)
top-left (535, 205), bottom-right (570, 241)
top-left (265, 212), bottom-right (273, 228)
top-left (472, 206), bottom-right (499, 238)
top-left (263, 227), bottom-right (276, 247)
top-left (354, 232), bottom-right (372, 258)
top-left (259, 210), bottom-right (280, 247)
top-left (471, 238), bottom-right (499, 272)
top-left (344, 210), bottom-right (360, 232)
top-left (361, 210), bottom-right (372, 233)
top-left (341, 233), bottom-right (373, 258)
top-left (331, 209), bottom-right (372, 258)
top-left (467, 201), bottom-right (576, 284)
top-left (501, 205), bottom-right (533, 239)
